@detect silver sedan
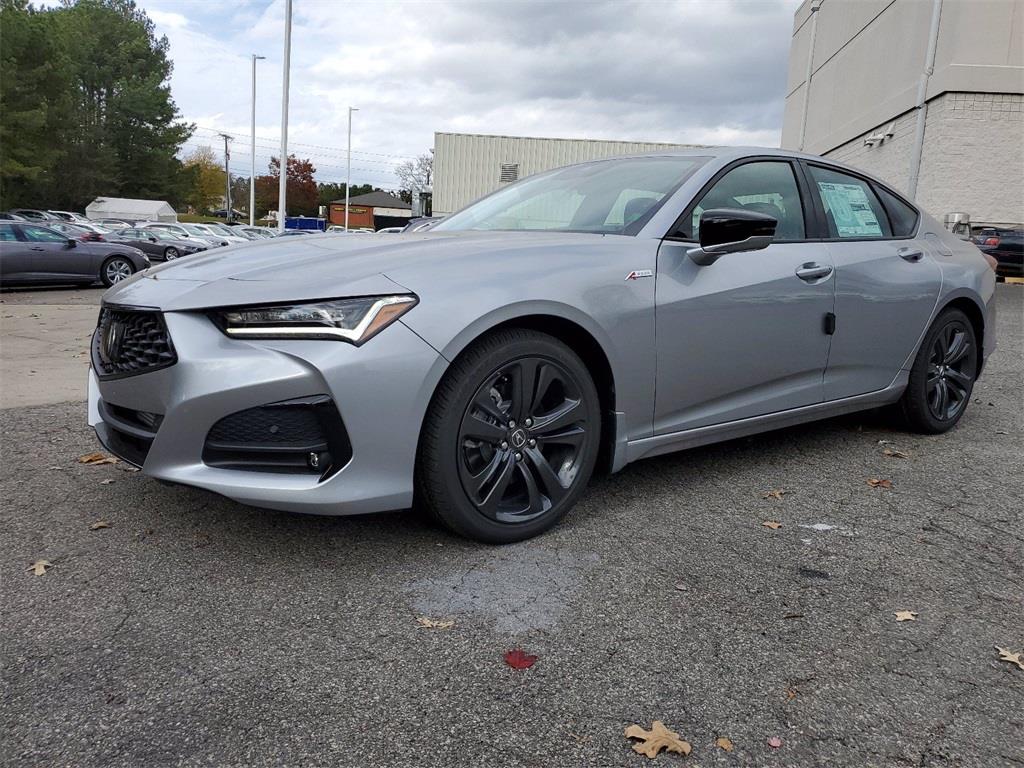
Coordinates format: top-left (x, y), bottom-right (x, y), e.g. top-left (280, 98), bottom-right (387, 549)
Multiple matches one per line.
top-left (87, 147), bottom-right (997, 542)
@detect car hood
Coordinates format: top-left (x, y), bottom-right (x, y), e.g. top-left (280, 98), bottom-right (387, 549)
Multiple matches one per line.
top-left (103, 230), bottom-right (617, 311)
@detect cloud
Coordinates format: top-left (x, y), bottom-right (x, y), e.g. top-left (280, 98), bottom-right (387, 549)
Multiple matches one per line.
top-left (141, 0), bottom-right (801, 188)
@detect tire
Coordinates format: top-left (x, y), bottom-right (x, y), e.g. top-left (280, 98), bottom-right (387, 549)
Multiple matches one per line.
top-left (100, 256), bottom-right (135, 287)
top-left (417, 329), bottom-right (602, 543)
top-left (898, 308), bottom-right (978, 434)
top-left (164, 246), bottom-right (180, 260)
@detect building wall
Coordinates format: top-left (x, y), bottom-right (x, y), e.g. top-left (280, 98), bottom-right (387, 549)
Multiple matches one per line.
top-left (820, 92), bottom-right (1024, 226)
top-left (433, 132), bottom-right (704, 215)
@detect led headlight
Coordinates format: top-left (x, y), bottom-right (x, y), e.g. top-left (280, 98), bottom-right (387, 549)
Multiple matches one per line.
top-left (215, 295), bottom-right (417, 344)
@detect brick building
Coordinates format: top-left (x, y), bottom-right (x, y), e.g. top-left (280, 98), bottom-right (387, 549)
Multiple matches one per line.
top-left (782, 0), bottom-right (1023, 229)
top-left (328, 191), bottom-right (412, 230)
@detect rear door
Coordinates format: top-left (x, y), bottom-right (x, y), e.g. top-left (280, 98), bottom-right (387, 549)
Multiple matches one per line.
top-left (802, 163), bottom-right (942, 400)
top-left (654, 158), bottom-right (835, 434)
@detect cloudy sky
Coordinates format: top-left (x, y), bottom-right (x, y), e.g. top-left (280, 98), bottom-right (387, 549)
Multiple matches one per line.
top-left (131, 0), bottom-right (802, 189)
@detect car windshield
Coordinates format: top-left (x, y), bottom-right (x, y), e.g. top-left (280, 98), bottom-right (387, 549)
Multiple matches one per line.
top-left (183, 225), bottom-right (210, 235)
top-left (432, 155), bottom-right (709, 235)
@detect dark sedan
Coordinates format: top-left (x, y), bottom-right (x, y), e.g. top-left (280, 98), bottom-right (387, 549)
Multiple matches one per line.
top-left (0, 222), bottom-right (149, 288)
top-left (107, 227), bottom-right (207, 261)
top-left (975, 228), bottom-right (1023, 278)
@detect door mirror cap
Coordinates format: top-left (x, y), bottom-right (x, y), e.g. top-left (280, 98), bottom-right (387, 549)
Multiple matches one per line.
top-left (687, 208), bottom-right (777, 266)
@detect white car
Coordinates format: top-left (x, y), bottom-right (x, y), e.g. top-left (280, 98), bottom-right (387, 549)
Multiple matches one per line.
top-left (138, 222), bottom-right (226, 248)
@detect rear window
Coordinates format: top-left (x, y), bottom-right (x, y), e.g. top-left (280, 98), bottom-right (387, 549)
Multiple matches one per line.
top-left (875, 185), bottom-right (919, 237)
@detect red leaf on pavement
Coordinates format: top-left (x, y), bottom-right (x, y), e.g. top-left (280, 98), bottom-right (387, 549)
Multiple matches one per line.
top-left (767, 736), bottom-right (783, 749)
top-left (504, 649), bottom-right (538, 669)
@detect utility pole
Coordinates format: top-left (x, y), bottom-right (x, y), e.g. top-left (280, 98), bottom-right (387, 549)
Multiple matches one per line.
top-left (345, 106), bottom-right (359, 231)
top-left (219, 132), bottom-right (233, 221)
top-left (277, 0), bottom-right (292, 232)
top-left (250, 54), bottom-right (265, 226)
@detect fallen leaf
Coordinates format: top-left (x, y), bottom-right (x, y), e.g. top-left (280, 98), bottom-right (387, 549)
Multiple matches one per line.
top-left (77, 452), bottom-right (117, 466)
top-left (867, 478), bottom-right (892, 489)
top-left (99, 479), bottom-right (115, 485)
top-left (415, 617), bottom-right (454, 629)
top-left (784, 686), bottom-right (799, 700)
top-left (762, 520), bottom-right (783, 530)
top-left (674, 583), bottom-right (687, 591)
top-left (894, 610), bottom-right (918, 622)
top-left (883, 448), bottom-right (910, 459)
top-left (877, 439), bottom-right (893, 445)
top-left (28, 559), bottom-right (53, 576)
top-left (995, 647), bottom-right (1024, 671)
top-left (763, 489), bottom-right (787, 500)
top-left (715, 736), bottom-right (734, 752)
top-left (624, 721), bottom-right (692, 759)
top-left (89, 520), bottom-right (110, 530)
top-left (767, 736), bottom-right (783, 749)
top-left (504, 648), bottom-right (538, 670)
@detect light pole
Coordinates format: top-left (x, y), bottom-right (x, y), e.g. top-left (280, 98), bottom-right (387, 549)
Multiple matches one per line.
top-left (277, 0), bottom-right (293, 232)
top-left (250, 53), bottom-right (265, 226)
top-left (218, 132), bottom-right (233, 221)
top-left (345, 106), bottom-right (359, 231)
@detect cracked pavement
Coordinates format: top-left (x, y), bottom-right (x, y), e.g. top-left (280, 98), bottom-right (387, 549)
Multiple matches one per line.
top-left (1, 285), bottom-right (1022, 767)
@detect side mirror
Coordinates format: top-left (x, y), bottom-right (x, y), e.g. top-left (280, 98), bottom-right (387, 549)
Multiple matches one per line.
top-left (687, 208), bottom-right (777, 266)
top-left (66, 238), bottom-right (77, 248)
top-left (148, 237), bottom-right (157, 242)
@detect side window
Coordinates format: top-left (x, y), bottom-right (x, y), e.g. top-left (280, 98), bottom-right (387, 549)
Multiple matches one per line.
top-left (22, 225), bottom-right (68, 243)
top-left (808, 165), bottom-right (891, 239)
top-left (875, 185), bottom-right (919, 237)
top-left (687, 161), bottom-right (805, 241)
top-left (0, 223), bottom-right (17, 241)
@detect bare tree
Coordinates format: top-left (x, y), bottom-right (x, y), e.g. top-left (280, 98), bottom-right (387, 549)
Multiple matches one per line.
top-left (394, 151), bottom-right (433, 193)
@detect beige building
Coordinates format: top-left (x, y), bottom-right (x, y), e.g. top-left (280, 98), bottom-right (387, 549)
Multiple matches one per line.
top-left (433, 132), bottom-right (705, 215)
top-left (782, 0), bottom-right (1024, 228)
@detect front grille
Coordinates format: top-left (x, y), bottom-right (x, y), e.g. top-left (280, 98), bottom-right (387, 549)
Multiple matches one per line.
top-left (202, 396), bottom-right (352, 479)
top-left (91, 306), bottom-right (177, 379)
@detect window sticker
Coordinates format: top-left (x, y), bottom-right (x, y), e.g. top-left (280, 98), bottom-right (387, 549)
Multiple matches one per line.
top-left (817, 181), bottom-right (882, 237)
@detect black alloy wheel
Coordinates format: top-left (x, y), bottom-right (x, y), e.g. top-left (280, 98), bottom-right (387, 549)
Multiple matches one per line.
top-left (164, 246), bottom-right (180, 260)
top-left (457, 356), bottom-right (589, 523)
top-left (899, 308), bottom-right (978, 433)
top-left (417, 329), bottom-right (601, 543)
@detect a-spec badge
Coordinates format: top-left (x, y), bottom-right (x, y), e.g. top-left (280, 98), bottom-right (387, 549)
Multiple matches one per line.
top-left (625, 269), bottom-right (654, 281)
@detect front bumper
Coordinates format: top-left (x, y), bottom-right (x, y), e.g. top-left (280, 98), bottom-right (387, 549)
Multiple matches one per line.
top-left (88, 310), bottom-right (447, 515)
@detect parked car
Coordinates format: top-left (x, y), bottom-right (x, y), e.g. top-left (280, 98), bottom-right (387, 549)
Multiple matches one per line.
top-left (0, 212), bottom-right (27, 220)
top-left (106, 227), bottom-right (207, 261)
top-left (0, 221), bottom-right (149, 287)
top-left (9, 208), bottom-right (58, 222)
top-left (235, 226), bottom-right (275, 240)
top-left (47, 210), bottom-right (91, 224)
top-left (196, 223), bottom-right (248, 244)
top-left (376, 227), bottom-right (405, 234)
top-left (87, 148), bottom-right (996, 543)
top-left (47, 221), bottom-right (106, 242)
top-left (275, 229), bottom-right (315, 236)
top-left (138, 222), bottom-right (227, 248)
top-left (401, 217), bottom-right (442, 233)
top-left (975, 228), bottom-right (1023, 278)
top-left (92, 218), bottom-right (137, 228)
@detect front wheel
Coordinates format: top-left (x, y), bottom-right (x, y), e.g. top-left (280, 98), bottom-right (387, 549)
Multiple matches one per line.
top-left (164, 246), bottom-right (180, 260)
top-left (417, 329), bottom-right (601, 543)
top-left (100, 256), bottom-right (135, 287)
top-left (898, 308), bottom-right (978, 433)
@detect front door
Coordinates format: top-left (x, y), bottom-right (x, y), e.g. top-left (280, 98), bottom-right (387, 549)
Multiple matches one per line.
top-left (654, 159), bottom-right (835, 434)
top-left (20, 224), bottom-right (89, 282)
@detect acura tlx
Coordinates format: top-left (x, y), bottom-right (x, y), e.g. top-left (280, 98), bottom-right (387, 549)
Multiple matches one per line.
top-left (88, 147), bottom-right (996, 543)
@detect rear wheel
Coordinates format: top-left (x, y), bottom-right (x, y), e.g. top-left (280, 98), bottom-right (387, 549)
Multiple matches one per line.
top-left (898, 308), bottom-right (978, 433)
top-left (100, 256), bottom-right (134, 287)
top-left (417, 329), bottom-right (601, 543)
top-left (164, 246), bottom-right (180, 260)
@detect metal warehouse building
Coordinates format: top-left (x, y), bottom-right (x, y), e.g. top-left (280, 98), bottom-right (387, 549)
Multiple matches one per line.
top-left (432, 132), bottom-right (705, 216)
top-left (782, 0), bottom-right (1024, 230)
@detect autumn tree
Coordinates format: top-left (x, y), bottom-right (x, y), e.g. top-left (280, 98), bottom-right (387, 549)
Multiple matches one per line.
top-left (181, 146), bottom-right (225, 213)
top-left (254, 155), bottom-right (318, 217)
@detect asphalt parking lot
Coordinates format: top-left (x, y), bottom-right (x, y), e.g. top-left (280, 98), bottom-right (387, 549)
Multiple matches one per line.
top-left (1, 285), bottom-right (1021, 767)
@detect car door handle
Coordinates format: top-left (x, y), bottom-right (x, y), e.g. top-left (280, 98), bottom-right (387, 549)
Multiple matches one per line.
top-left (795, 263), bottom-right (833, 281)
top-left (898, 246), bottom-right (924, 262)
top-left (29, 246), bottom-right (45, 251)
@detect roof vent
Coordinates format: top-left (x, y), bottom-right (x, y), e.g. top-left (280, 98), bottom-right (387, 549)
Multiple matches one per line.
top-left (499, 163), bottom-right (519, 184)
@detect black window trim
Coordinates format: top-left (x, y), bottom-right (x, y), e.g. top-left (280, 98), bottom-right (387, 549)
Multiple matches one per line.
top-left (663, 155), bottom-right (814, 245)
top-left (800, 160), bottom-right (920, 242)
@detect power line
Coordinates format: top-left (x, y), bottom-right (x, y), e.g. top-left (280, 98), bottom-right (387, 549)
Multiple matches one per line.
top-left (194, 125), bottom-right (420, 162)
